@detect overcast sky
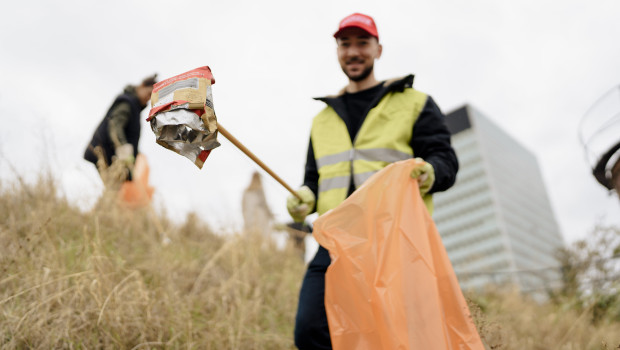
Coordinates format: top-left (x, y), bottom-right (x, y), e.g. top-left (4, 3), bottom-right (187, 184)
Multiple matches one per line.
top-left (1, 0), bottom-right (619, 244)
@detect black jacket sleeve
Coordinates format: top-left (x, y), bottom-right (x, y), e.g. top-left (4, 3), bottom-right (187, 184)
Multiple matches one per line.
top-left (411, 96), bottom-right (459, 193)
top-left (302, 137), bottom-right (319, 213)
top-left (303, 137), bottom-right (319, 197)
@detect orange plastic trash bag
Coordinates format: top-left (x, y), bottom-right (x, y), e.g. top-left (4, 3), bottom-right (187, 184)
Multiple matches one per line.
top-left (118, 154), bottom-right (154, 208)
top-left (312, 158), bottom-right (485, 350)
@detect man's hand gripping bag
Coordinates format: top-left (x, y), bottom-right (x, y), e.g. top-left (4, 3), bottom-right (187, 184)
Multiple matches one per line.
top-left (312, 158), bottom-right (485, 350)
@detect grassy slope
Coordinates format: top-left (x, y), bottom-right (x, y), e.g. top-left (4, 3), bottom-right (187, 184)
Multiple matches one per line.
top-left (0, 176), bottom-right (618, 349)
top-left (0, 176), bottom-right (305, 349)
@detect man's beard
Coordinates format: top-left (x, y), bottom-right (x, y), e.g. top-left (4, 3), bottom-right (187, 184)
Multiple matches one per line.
top-left (342, 63), bottom-right (374, 82)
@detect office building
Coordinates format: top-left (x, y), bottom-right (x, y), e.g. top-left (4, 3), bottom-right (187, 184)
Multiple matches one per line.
top-left (433, 105), bottom-right (564, 293)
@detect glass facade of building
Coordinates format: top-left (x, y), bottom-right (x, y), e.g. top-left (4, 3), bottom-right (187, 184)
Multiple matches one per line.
top-left (433, 105), bottom-right (564, 293)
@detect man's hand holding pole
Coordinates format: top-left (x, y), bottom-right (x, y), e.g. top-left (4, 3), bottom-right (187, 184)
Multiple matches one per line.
top-left (287, 186), bottom-right (315, 223)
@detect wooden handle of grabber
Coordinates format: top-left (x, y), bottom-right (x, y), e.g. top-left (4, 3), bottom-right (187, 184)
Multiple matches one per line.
top-left (216, 122), bottom-right (303, 201)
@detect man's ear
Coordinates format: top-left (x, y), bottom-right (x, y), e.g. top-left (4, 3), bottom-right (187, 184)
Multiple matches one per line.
top-left (377, 43), bottom-right (383, 59)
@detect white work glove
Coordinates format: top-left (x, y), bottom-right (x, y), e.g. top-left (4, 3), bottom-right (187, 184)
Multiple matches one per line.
top-left (115, 144), bottom-right (135, 165)
top-left (410, 157), bottom-right (435, 196)
top-left (286, 186), bottom-right (316, 223)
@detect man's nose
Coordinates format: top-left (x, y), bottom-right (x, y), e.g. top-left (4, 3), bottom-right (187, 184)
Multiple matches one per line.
top-left (346, 46), bottom-right (361, 57)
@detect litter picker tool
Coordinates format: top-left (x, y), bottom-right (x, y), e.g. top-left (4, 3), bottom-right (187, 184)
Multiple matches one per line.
top-left (147, 66), bottom-right (302, 200)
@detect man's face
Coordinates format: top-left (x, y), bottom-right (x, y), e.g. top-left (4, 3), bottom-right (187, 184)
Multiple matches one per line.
top-left (336, 27), bottom-right (382, 82)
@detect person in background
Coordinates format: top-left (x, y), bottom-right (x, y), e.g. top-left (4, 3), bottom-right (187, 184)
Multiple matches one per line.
top-left (242, 171), bottom-right (275, 236)
top-left (84, 74), bottom-right (157, 186)
top-left (286, 13), bottom-right (458, 350)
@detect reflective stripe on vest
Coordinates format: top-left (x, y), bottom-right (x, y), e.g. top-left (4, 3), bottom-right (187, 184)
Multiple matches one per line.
top-left (311, 88), bottom-right (433, 215)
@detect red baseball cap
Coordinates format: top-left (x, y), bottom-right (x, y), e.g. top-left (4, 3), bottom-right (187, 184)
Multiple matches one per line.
top-left (333, 13), bottom-right (379, 40)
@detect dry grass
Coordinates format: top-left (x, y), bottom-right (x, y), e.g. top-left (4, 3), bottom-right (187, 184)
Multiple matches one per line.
top-left (467, 287), bottom-right (620, 350)
top-left (0, 175), bottom-right (305, 349)
top-left (1, 174), bottom-right (619, 349)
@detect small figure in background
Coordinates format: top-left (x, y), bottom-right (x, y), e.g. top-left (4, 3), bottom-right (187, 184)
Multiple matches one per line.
top-left (84, 74), bottom-right (157, 188)
top-left (242, 171), bottom-right (274, 236)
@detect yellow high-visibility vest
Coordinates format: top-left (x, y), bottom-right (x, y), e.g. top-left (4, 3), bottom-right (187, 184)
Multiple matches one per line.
top-left (311, 87), bottom-right (433, 215)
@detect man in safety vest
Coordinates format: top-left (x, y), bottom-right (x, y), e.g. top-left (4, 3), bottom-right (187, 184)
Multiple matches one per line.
top-left (287, 13), bottom-right (458, 350)
top-left (84, 74), bottom-right (157, 186)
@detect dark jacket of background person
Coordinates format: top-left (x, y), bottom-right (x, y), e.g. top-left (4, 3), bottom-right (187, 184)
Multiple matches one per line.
top-left (84, 86), bottom-right (143, 167)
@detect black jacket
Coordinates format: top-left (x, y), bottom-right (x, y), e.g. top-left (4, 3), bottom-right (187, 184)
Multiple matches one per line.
top-left (303, 75), bottom-right (458, 200)
top-left (84, 88), bottom-right (143, 167)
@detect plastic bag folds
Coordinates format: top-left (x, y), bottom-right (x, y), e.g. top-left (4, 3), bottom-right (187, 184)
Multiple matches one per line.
top-left (313, 158), bottom-right (485, 350)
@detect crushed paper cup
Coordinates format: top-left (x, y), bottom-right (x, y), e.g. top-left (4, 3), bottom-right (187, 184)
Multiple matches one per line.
top-left (147, 66), bottom-right (220, 169)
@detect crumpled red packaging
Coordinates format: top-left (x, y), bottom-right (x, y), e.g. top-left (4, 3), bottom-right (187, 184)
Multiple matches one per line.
top-left (313, 158), bottom-right (485, 350)
top-left (147, 66), bottom-right (220, 168)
